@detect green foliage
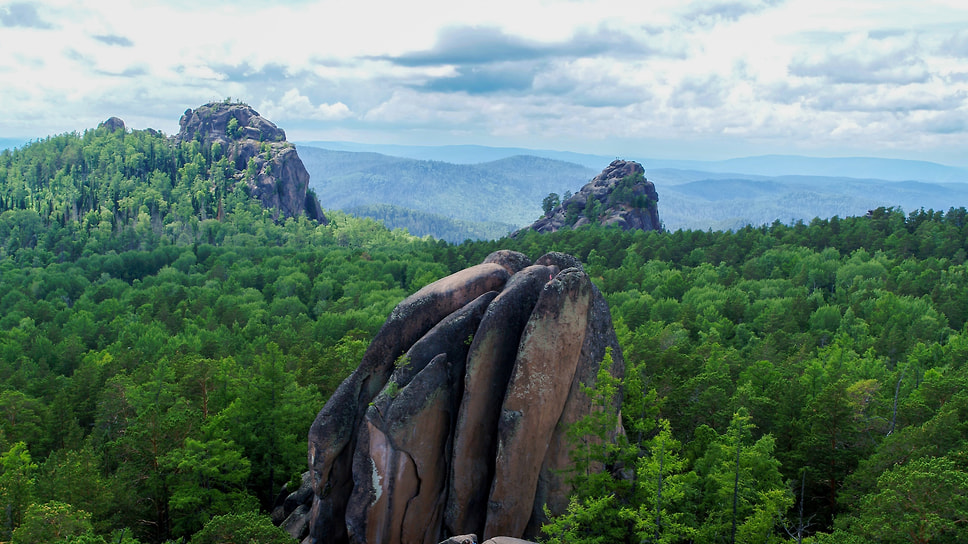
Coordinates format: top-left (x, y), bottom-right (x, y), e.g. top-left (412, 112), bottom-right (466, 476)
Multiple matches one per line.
top-left (344, 203), bottom-right (518, 243)
top-left (566, 348), bottom-right (631, 493)
top-left (632, 419), bottom-right (699, 543)
top-left (394, 354), bottom-right (412, 369)
top-left (606, 172), bottom-right (650, 209)
top-left (693, 409), bottom-right (793, 543)
top-left (188, 511), bottom-right (291, 544)
top-left (5, 128), bottom-right (968, 543)
top-left (34, 443), bottom-right (113, 533)
top-left (847, 456), bottom-right (968, 543)
top-left (226, 117), bottom-right (242, 140)
top-left (161, 436), bottom-right (255, 538)
top-left (542, 192), bottom-right (560, 216)
top-left (541, 494), bottom-right (635, 544)
top-left (0, 442), bottom-right (36, 540)
top-left (11, 501), bottom-right (94, 543)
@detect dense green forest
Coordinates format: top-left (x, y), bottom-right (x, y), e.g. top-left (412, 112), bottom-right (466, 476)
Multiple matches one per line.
top-left (342, 203), bottom-right (518, 243)
top-left (3, 126), bottom-right (968, 543)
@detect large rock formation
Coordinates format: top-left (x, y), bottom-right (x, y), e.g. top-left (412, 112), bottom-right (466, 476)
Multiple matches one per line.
top-left (175, 102), bottom-right (326, 223)
top-left (290, 250), bottom-right (624, 544)
top-left (526, 160), bottom-right (660, 234)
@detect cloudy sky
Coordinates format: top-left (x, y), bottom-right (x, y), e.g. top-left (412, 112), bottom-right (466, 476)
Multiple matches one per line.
top-left (2, 0), bottom-right (968, 165)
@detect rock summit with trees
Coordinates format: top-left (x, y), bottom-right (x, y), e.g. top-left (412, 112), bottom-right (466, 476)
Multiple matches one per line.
top-left (527, 159), bottom-right (661, 234)
top-left (175, 101), bottom-right (327, 223)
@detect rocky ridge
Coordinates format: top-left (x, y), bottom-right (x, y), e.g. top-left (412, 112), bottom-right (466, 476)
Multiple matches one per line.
top-left (526, 159), bottom-right (660, 234)
top-left (277, 250), bottom-right (625, 543)
top-left (175, 102), bottom-right (326, 223)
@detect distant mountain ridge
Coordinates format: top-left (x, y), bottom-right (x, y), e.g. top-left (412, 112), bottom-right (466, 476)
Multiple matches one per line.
top-left (300, 141), bottom-right (968, 184)
top-left (298, 146), bottom-right (596, 239)
top-left (0, 138), bottom-right (27, 151)
top-left (656, 174), bottom-right (968, 231)
top-left (300, 142), bottom-right (968, 235)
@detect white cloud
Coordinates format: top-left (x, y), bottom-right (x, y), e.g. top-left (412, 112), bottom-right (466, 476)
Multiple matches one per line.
top-left (259, 89), bottom-right (353, 122)
top-left (1, 0), bottom-right (968, 164)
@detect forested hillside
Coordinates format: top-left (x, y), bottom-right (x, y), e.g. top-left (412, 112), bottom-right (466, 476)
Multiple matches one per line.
top-left (652, 169), bottom-right (968, 231)
top-left (342, 203), bottom-right (518, 243)
top-left (3, 127), bottom-right (968, 543)
top-left (299, 146), bottom-right (595, 239)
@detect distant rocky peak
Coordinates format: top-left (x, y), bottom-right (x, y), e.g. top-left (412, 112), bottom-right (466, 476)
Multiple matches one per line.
top-left (591, 159), bottom-right (645, 185)
top-left (523, 159), bottom-right (661, 234)
top-left (176, 101), bottom-right (286, 145)
top-left (98, 116), bottom-right (126, 133)
top-left (174, 101), bottom-right (326, 224)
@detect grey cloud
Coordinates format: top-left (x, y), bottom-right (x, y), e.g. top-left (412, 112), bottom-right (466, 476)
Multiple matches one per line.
top-left (766, 75), bottom-right (966, 115)
top-left (377, 25), bottom-right (651, 67)
top-left (94, 34), bottom-right (133, 47)
top-left (97, 65), bottom-right (149, 78)
top-left (571, 88), bottom-right (649, 108)
top-left (762, 80), bottom-right (822, 105)
top-left (945, 72), bottom-right (968, 83)
top-left (682, 0), bottom-right (784, 26)
top-left (418, 63), bottom-right (536, 94)
top-left (809, 90), bottom-right (966, 113)
top-left (64, 48), bottom-right (91, 65)
top-left (213, 61), bottom-right (296, 82)
top-left (0, 2), bottom-right (51, 28)
top-left (668, 75), bottom-right (730, 108)
top-left (943, 31), bottom-right (968, 57)
top-left (917, 113), bottom-right (968, 135)
top-left (868, 29), bottom-right (910, 40)
top-left (515, 64), bottom-right (650, 108)
top-left (538, 76), bottom-right (648, 107)
top-left (790, 46), bottom-right (930, 85)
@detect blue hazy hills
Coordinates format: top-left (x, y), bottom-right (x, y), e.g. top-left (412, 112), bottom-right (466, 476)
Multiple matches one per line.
top-left (298, 142), bottom-right (968, 239)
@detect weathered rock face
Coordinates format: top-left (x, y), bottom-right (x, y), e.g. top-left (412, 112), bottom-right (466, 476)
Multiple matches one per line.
top-left (525, 160), bottom-right (660, 234)
top-left (175, 102), bottom-right (326, 223)
top-left (298, 251), bottom-right (625, 544)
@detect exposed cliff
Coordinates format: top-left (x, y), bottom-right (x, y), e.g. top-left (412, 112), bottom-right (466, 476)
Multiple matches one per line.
top-left (175, 102), bottom-right (326, 223)
top-left (278, 251), bottom-right (625, 543)
top-left (525, 159), bottom-right (660, 234)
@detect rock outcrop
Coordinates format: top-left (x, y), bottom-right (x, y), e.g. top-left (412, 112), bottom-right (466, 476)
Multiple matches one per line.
top-left (175, 102), bottom-right (326, 223)
top-left (525, 160), bottom-right (660, 234)
top-left (291, 251), bottom-right (624, 544)
top-left (98, 116), bottom-right (126, 133)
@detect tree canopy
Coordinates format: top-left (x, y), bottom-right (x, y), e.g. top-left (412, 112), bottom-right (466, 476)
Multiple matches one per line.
top-left (3, 129), bottom-right (968, 542)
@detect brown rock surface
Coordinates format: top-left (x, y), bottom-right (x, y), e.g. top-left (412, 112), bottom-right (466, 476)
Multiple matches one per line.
top-left (300, 250), bottom-right (624, 544)
top-left (483, 268), bottom-right (591, 539)
top-left (446, 265), bottom-right (557, 537)
top-left (307, 263), bottom-right (509, 543)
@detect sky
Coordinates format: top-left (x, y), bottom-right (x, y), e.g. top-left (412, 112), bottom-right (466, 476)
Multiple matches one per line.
top-left (2, 0), bottom-right (968, 165)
